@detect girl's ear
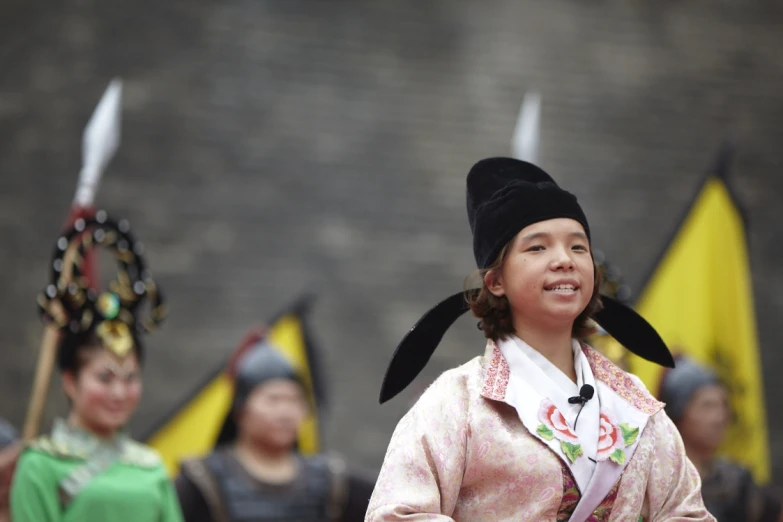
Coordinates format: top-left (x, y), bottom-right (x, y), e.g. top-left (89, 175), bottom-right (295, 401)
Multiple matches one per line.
top-left (484, 269), bottom-right (505, 297)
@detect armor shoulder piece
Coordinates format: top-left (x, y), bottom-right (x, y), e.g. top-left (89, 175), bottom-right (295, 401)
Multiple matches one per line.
top-left (180, 455), bottom-right (230, 522)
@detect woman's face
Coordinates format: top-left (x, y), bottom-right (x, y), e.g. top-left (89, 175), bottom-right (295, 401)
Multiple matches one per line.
top-left (678, 384), bottom-right (731, 454)
top-left (486, 218), bottom-right (594, 331)
top-left (63, 348), bottom-right (142, 437)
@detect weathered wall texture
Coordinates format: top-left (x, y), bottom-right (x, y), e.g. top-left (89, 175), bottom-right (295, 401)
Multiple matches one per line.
top-left (2, 0), bottom-right (782, 483)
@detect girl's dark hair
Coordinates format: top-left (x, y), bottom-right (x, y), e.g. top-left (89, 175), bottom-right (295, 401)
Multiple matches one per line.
top-left (465, 241), bottom-right (604, 342)
top-left (57, 328), bottom-right (144, 375)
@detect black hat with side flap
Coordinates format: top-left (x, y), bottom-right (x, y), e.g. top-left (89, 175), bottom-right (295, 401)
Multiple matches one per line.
top-left (468, 157), bottom-right (591, 269)
top-left (379, 157), bottom-right (674, 404)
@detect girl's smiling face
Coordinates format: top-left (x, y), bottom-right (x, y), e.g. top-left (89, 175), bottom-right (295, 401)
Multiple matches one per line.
top-left (485, 218), bottom-right (594, 331)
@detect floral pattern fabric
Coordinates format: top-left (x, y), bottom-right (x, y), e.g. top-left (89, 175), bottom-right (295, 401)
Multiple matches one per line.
top-left (366, 342), bottom-right (715, 521)
top-left (596, 409), bottom-right (639, 465)
top-left (537, 399), bottom-right (583, 463)
top-left (557, 461), bottom-right (580, 521)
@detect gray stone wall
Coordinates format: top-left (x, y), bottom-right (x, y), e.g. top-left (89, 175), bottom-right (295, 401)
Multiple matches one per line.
top-left (2, 0), bottom-right (782, 484)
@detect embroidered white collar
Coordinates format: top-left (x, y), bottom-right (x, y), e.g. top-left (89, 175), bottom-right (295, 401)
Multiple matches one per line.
top-left (498, 336), bottom-right (601, 487)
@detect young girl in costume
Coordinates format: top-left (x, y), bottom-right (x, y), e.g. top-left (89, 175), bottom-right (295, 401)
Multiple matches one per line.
top-left (368, 158), bottom-right (714, 521)
top-left (10, 213), bottom-right (184, 522)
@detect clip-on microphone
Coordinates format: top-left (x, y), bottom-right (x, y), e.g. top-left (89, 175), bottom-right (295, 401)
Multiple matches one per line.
top-left (568, 384), bottom-right (594, 429)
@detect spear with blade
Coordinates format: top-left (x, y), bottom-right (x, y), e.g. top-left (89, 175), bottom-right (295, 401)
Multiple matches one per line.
top-left (21, 79), bottom-right (123, 440)
top-left (511, 90), bottom-right (541, 163)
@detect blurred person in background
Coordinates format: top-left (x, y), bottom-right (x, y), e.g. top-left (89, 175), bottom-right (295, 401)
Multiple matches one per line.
top-left (0, 418), bottom-right (19, 522)
top-left (10, 216), bottom-right (184, 522)
top-left (175, 334), bottom-right (374, 522)
top-left (660, 355), bottom-right (783, 522)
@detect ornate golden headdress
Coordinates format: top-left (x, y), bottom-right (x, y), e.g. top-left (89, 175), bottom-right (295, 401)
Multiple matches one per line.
top-left (36, 210), bottom-right (167, 362)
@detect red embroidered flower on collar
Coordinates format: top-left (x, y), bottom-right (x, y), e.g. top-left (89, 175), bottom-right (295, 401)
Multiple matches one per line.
top-left (596, 409), bottom-right (640, 465)
top-left (537, 399), bottom-right (583, 463)
top-left (538, 399), bottom-right (578, 442)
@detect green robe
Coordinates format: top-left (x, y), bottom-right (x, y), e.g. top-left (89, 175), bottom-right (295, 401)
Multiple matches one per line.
top-left (10, 419), bottom-right (183, 522)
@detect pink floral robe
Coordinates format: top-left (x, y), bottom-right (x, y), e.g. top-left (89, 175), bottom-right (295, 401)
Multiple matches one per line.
top-left (366, 341), bottom-right (715, 521)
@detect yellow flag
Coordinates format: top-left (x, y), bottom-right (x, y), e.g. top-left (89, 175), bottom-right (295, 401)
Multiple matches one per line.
top-left (607, 164), bottom-right (769, 482)
top-left (144, 296), bottom-right (323, 477)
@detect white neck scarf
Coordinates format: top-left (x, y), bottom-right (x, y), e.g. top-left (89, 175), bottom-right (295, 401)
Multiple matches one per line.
top-left (499, 336), bottom-right (600, 479)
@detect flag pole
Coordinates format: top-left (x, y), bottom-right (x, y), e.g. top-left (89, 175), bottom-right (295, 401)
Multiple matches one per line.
top-left (21, 79), bottom-right (123, 441)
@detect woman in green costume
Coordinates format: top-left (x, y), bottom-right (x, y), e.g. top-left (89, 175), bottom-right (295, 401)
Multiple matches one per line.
top-left (10, 212), bottom-right (184, 522)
